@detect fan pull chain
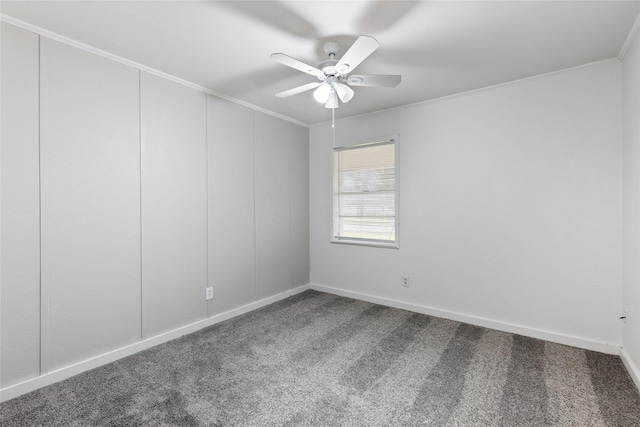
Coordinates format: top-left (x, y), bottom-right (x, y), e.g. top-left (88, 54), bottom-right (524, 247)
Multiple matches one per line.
top-left (332, 107), bottom-right (336, 149)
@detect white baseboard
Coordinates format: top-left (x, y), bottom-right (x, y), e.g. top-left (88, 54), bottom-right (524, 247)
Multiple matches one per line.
top-left (620, 348), bottom-right (640, 392)
top-left (310, 283), bottom-right (620, 356)
top-left (0, 284), bottom-right (311, 403)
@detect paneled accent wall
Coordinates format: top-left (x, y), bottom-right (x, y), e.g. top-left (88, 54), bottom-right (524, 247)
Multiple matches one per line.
top-left (141, 73), bottom-right (208, 338)
top-left (0, 22), bottom-right (310, 392)
top-left (290, 125), bottom-right (311, 289)
top-left (255, 112), bottom-right (304, 300)
top-left (1, 23), bottom-right (41, 386)
top-left (207, 96), bottom-right (257, 315)
top-left (39, 38), bottom-right (142, 372)
top-left (621, 19), bottom-right (640, 386)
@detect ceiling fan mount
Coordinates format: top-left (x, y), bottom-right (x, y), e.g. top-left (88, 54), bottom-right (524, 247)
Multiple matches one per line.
top-left (322, 40), bottom-right (341, 58)
top-left (271, 35), bottom-right (401, 109)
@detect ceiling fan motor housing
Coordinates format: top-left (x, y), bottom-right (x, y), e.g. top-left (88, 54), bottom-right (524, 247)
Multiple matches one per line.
top-left (318, 60), bottom-right (338, 77)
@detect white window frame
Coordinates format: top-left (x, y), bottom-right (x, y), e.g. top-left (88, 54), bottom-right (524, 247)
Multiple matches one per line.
top-left (330, 136), bottom-right (399, 249)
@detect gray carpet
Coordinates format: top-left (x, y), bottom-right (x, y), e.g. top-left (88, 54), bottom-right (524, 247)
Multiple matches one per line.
top-left (2, 290), bottom-right (640, 426)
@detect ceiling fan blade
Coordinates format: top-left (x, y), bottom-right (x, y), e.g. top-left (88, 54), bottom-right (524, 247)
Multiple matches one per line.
top-left (270, 53), bottom-right (324, 79)
top-left (347, 74), bottom-right (401, 88)
top-left (275, 82), bottom-right (322, 98)
top-left (335, 35), bottom-right (380, 76)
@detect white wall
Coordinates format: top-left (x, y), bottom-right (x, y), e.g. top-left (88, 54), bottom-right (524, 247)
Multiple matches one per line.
top-left (40, 37), bottom-right (142, 372)
top-left (310, 62), bottom-right (623, 351)
top-left (207, 96), bottom-right (257, 315)
top-left (1, 23), bottom-right (41, 386)
top-left (0, 22), bottom-right (309, 394)
top-left (255, 112), bottom-right (309, 300)
top-left (622, 26), bottom-right (640, 385)
top-left (206, 99), bottom-right (310, 314)
top-left (291, 126), bottom-right (311, 289)
top-left (141, 73), bottom-right (208, 338)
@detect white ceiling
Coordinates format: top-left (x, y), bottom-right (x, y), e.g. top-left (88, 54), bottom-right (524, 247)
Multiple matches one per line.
top-left (2, 1), bottom-right (640, 125)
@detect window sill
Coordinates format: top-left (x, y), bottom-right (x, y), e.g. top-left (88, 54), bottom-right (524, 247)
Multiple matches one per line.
top-left (330, 239), bottom-right (399, 249)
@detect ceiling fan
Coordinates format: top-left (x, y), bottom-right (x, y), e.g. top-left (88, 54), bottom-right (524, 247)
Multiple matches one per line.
top-left (271, 35), bottom-right (401, 109)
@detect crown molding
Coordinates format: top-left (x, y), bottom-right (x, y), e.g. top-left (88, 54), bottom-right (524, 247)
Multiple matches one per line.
top-left (0, 14), bottom-right (309, 128)
top-left (619, 12), bottom-right (640, 60)
top-left (311, 57), bottom-right (621, 128)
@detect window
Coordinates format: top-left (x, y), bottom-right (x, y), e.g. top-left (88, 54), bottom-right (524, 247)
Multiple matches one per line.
top-left (332, 138), bottom-right (398, 247)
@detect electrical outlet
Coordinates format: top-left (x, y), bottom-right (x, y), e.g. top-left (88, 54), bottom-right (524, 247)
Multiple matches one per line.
top-left (206, 287), bottom-right (213, 300)
top-left (402, 276), bottom-right (410, 287)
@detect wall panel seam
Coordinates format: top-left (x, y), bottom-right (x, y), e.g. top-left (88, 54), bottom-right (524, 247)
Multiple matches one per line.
top-left (37, 32), bottom-right (43, 376)
top-left (138, 70), bottom-right (143, 342)
top-left (252, 111), bottom-right (259, 302)
top-left (38, 35), bottom-right (49, 376)
top-left (205, 94), bottom-right (210, 318)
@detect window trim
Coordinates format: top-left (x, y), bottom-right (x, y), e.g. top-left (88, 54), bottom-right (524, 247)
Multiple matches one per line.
top-left (330, 135), bottom-right (399, 249)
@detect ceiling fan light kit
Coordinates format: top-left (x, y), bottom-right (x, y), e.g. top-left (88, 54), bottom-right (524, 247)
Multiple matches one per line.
top-left (271, 35), bottom-right (401, 109)
top-left (335, 83), bottom-right (354, 103)
top-left (325, 90), bottom-right (339, 109)
top-left (313, 81), bottom-right (332, 103)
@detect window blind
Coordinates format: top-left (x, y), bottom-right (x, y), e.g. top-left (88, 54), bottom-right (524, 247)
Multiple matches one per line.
top-left (333, 140), bottom-right (396, 244)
